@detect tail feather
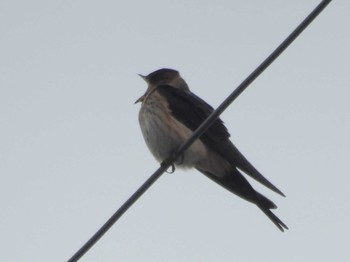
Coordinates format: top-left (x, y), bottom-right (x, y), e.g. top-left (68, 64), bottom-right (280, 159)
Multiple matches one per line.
top-left (256, 193), bottom-right (288, 231)
top-left (256, 192), bottom-right (277, 209)
top-left (258, 205), bottom-right (288, 232)
top-left (196, 167), bottom-right (288, 231)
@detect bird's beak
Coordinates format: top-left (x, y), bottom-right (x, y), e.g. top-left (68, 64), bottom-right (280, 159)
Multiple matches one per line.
top-left (134, 95), bottom-right (145, 104)
top-left (138, 74), bottom-right (147, 82)
top-left (135, 74), bottom-right (148, 104)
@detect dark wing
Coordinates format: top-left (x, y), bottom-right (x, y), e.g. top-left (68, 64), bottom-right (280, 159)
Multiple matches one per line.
top-left (157, 85), bottom-right (284, 196)
top-left (157, 85), bottom-right (230, 145)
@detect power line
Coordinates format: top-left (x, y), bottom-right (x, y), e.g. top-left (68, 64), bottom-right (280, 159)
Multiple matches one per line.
top-left (68, 1), bottom-right (332, 261)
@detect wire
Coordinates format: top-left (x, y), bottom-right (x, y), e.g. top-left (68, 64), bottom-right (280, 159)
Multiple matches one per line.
top-left (67, 1), bottom-right (332, 261)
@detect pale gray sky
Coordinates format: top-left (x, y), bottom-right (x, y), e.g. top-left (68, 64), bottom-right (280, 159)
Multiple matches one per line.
top-left (1, 1), bottom-right (349, 261)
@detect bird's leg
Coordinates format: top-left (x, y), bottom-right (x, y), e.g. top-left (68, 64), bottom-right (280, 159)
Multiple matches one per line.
top-left (166, 163), bottom-right (175, 174)
top-left (161, 148), bottom-right (184, 174)
top-left (161, 158), bottom-right (176, 174)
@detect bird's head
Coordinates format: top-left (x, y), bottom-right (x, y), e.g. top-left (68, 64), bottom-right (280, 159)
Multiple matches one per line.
top-left (135, 68), bottom-right (189, 103)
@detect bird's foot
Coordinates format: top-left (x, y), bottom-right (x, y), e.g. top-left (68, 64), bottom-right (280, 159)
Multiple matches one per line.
top-left (166, 163), bottom-right (175, 174)
top-left (161, 159), bottom-right (176, 174)
top-left (161, 152), bottom-right (181, 174)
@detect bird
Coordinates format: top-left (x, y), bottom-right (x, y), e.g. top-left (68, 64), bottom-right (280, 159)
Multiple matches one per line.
top-left (135, 68), bottom-right (288, 231)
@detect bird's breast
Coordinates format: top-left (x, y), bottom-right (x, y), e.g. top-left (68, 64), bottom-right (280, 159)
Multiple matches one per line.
top-left (138, 92), bottom-right (207, 167)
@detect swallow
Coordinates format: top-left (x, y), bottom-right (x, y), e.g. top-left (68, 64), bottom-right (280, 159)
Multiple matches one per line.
top-left (135, 68), bottom-right (288, 231)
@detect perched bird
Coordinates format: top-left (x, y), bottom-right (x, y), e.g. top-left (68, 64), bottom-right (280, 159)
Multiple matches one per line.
top-left (135, 68), bottom-right (288, 231)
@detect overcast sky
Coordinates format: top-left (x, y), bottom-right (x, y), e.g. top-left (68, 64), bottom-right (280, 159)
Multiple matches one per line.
top-left (1, 1), bottom-right (349, 261)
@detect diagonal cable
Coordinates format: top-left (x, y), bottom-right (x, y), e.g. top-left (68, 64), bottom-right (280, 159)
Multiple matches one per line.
top-left (68, 1), bottom-right (332, 261)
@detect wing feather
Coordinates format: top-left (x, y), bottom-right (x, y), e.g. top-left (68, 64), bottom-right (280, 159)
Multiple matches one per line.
top-left (156, 85), bottom-right (284, 196)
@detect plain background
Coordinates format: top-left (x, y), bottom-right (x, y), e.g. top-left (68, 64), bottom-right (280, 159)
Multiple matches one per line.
top-left (1, 1), bottom-right (349, 261)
